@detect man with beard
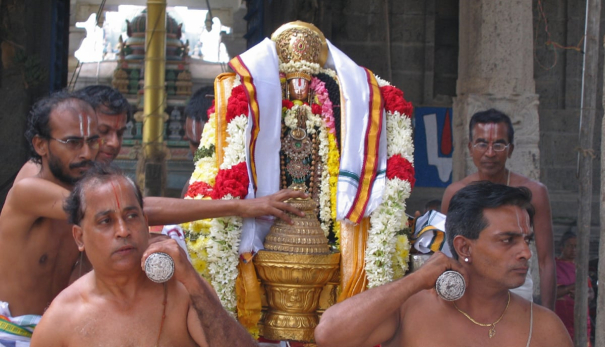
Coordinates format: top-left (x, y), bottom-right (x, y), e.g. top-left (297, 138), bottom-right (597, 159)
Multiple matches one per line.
top-left (0, 92), bottom-right (99, 345)
top-left (1, 90), bottom-right (305, 345)
top-left (440, 109), bottom-right (556, 310)
top-left (315, 182), bottom-right (571, 347)
top-left (14, 85), bottom-right (130, 182)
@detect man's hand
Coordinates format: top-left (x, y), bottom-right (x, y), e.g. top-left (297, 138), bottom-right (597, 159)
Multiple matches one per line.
top-left (237, 189), bottom-right (308, 224)
top-left (141, 238), bottom-right (197, 288)
top-left (413, 252), bottom-right (468, 291)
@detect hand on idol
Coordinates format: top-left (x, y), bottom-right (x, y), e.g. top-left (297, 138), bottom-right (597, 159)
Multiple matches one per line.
top-left (236, 188), bottom-right (308, 224)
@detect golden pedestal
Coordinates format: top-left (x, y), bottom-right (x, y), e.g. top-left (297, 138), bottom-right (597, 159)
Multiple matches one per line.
top-left (254, 197), bottom-right (340, 342)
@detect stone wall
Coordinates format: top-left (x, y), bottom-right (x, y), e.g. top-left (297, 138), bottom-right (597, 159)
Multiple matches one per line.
top-left (534, 0), bottom-right (605, 256)
top-left (0, 0), bottom-right (56, 206)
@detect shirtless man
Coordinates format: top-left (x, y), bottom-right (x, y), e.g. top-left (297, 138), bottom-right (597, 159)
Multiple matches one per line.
top-left (441, 109), bottom-right (556, 310)
top-left (30, 165), bottom-right (257, 347)
top-left (0, 92), bottom-right (99, 344)
top-left (315, 182), bottom-right (571, 347)
top-left (1, 90), bottom-right (304, 345)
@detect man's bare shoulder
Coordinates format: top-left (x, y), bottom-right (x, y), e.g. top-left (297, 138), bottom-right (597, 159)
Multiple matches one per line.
top-left (530, 302), bottom-right (573, 346)
top-left (14, 160), bottom-right (41, 184)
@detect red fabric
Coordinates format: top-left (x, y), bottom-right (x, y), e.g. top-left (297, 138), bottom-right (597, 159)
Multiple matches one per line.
top-left (380, 85), bottom-right (413, 117)
top-left (386, 154), bottom-right (415, 188)
top-left (211, 162), bottom-right (249, 199)
top-left (226, 85), bottom-right (249, 122)
top-left (186, 181), bottom-right (213, 198)
top-left (554, 259), bottom-right (591, 342)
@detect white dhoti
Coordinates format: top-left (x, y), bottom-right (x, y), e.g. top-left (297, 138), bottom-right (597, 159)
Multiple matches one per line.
top-left (0, 301), bottom-right (40, 347)
top-left (510, 268), bottom-right (534, 302)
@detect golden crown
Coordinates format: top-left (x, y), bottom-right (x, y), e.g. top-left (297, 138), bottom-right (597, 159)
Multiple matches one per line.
top-left (271, 21), bottom-right (328, 66)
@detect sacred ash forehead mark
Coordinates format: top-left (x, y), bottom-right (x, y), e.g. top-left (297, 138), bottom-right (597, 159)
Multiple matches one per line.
top-left (78, 113), bottom-right (94, 137)
top-left (515, 207), bottom-right (531, 235)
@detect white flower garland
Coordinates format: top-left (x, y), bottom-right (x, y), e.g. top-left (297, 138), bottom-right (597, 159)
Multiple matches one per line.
top-left (365, 77), bottom-right (414, 288)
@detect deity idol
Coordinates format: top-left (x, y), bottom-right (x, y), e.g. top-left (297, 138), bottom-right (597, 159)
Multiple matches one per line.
top-left (182, 21), bottom-right (415, 342)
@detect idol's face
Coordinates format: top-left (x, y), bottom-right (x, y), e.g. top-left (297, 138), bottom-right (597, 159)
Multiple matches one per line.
top-left (468, 122), bottom-right (513, 177)
top-left (470, 205), bottom-right (533, 289)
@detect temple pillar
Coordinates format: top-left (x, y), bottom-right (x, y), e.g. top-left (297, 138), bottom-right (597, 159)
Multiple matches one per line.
top-left (139, 0), bottom-right (167, 196)
top-left (453, 0), bottom-right (540, 182)
top-left (453, 0), bottom-right (541, 298)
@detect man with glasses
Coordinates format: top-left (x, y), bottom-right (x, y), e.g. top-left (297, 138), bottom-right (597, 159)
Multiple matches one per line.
top-left (0, 92), bottom-right (99, 345)
top-left (440, 109), bottom-right (555, 311)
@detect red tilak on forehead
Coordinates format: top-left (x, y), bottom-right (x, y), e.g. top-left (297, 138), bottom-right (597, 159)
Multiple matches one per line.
top-left (114, 114), bottom-right (124, 130)
top-left (110, 181), bottom-right (121, 210)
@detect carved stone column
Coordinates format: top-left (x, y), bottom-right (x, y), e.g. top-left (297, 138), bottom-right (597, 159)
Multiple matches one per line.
top-left (453, 0), bottom-right (540, 181)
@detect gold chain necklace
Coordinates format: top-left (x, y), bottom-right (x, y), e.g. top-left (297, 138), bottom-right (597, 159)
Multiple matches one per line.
top-left (453, 291), bottom-right (511, 338)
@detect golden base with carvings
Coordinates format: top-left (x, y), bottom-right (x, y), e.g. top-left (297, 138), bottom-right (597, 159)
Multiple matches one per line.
top-left (254, 251), bottom-right (340, 342)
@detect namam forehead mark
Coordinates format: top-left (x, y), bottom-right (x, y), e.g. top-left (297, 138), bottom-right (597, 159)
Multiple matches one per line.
top-left (109, 180), bottom-right (123, 210)
top-left (114, 113), bottom-right (125, 130)
top-left (473, 122), bottom-right (507, 142)
top-left (515, 207), bottom-right (532, 236)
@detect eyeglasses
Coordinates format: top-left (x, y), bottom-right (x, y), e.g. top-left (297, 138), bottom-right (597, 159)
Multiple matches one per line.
top-left (472, 142), bottom-right (510, 152)
top-left (50, 136), bottom-right (101, 150)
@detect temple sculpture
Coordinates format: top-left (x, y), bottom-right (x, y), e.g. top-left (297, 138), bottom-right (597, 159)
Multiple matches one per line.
top-left (182, 21), bottom-right (415, 343)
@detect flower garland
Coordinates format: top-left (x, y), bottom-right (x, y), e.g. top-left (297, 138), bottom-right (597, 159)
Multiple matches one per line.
top-left (183, 78), bottom-right (250, 315)
top-left (364, 78), bottom-right (415, 288)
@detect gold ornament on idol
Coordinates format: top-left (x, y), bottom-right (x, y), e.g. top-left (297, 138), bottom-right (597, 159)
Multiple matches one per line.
top-left (453, 291), bottom-right (511, 338)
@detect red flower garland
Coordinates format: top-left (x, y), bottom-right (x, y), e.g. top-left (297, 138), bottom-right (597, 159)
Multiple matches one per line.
top-left (386, 154), bottom-right (416, 188)
top-left (211, 162), bottom-right (250, 199)
top-left (380, 85), bottom-right (413, 117)
top-left (282, 99), bottom-right (294, 110)
top-left (186, 181), bottom-right (213, 198)
top-left (226, 85), bottom-right (249, 122)
top-left (311, 103), bottom-right (322, 115)
top-left (207, 100), bottom-right (216, 117)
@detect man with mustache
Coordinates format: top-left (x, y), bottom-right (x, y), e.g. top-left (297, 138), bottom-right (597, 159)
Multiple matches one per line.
top-left (315, 182), bottom-right (571, 347)
top-left (31, 165), bottom-right (258, 347)
top-left (0, 92), bottom-right (100, 345)
top-left (440, 109), bottom-right (556, 310)
top-left (1, 90), bottom-right (304, 345)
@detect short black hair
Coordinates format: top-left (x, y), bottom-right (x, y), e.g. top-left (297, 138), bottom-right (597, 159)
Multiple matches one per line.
top-left (445, 181), bottom-right (534, 260)
top-left (25, 91), bottom-right (92, 164)
top-left (185, 86), bottom-right (214, 122)
top-left (469, 109), bottom-right (514, 144)
top-left (559, 231), bottom-right (576, 249)
top-left (64, 163), bottom-right (143, 225)
top-left (76, 85), bottom-right (132, 122)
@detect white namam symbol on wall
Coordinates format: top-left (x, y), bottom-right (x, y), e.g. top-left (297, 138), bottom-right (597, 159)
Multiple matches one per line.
top-left (424, 113), bottom-right (452, 183)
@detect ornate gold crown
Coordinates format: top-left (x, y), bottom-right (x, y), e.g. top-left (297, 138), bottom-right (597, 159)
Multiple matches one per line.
top-left (285, 71), bottom-right (312, 81)
top-left (271, 21), bottom-right (328, 66)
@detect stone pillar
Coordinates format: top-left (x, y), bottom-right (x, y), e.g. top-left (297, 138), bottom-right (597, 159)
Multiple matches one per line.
top-left (453, 0), bottom-right (540, 181)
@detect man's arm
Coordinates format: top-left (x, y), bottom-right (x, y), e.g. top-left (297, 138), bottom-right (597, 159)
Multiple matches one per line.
top-left (144, 189), bottom-right (307, 226)
top-left (314, 252), bottom-right (467, 347)
top-left (142, 239), bottom-right (258, 347)
top-left (531, 182), bottom-right (556, 310)
top-left (9, 177), bottom-right (69, 220)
